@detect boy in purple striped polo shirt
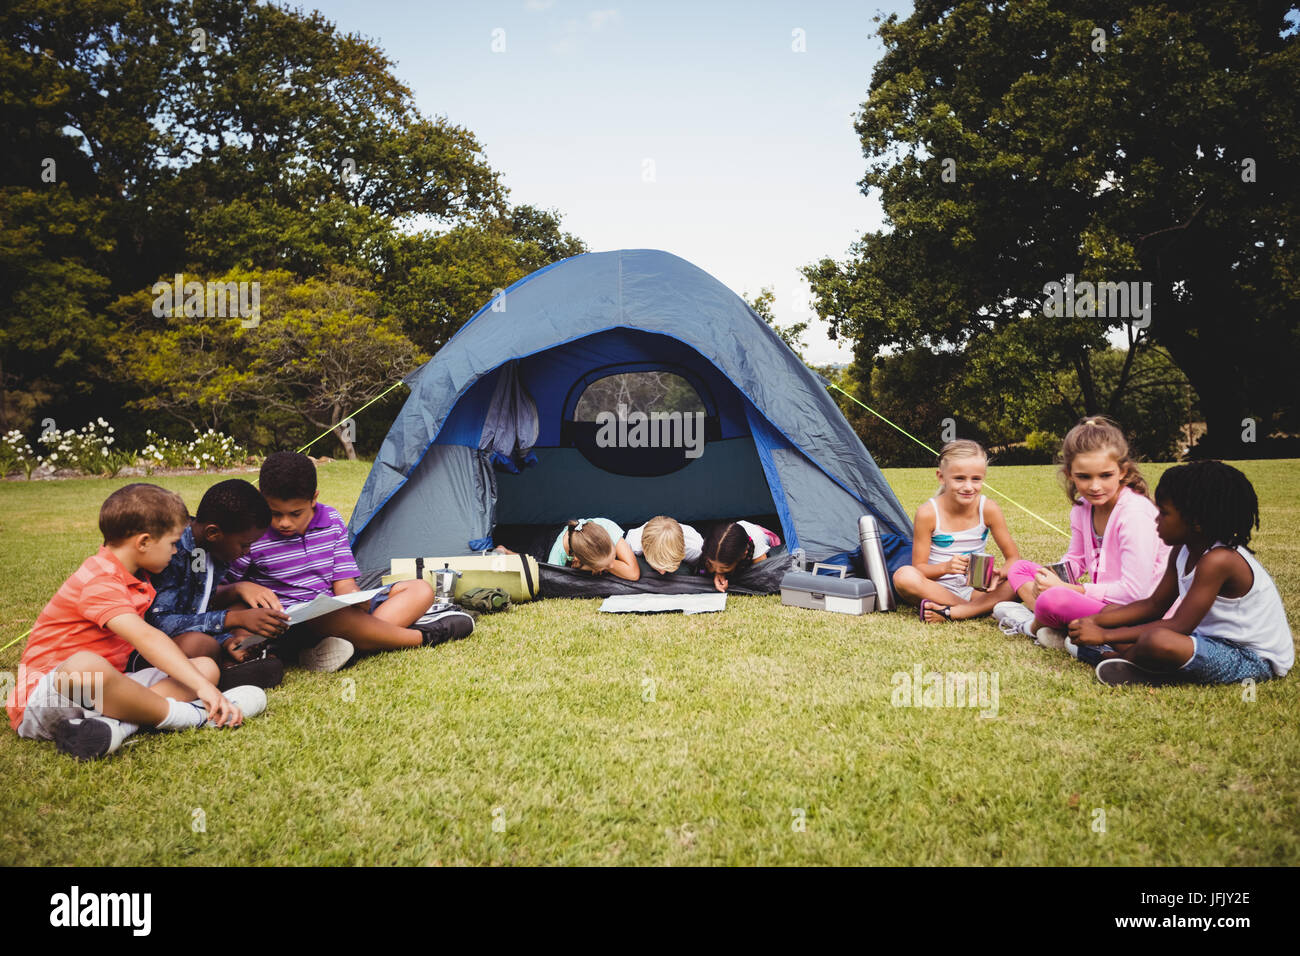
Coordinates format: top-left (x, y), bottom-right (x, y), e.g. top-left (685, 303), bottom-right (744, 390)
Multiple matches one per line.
top-left (225, 452), bottom-right (473, 670)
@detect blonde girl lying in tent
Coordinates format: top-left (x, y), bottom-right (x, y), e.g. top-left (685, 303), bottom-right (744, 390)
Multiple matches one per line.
top-left (497, 518), bottom-right (641, 581)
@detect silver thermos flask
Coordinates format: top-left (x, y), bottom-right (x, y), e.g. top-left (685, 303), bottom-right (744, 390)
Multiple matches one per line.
top-left (857, 515), bottom-right (896, 612)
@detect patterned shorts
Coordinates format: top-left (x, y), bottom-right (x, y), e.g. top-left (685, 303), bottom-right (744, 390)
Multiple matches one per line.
top-left (1181, 634), bottom-right (1273, 685)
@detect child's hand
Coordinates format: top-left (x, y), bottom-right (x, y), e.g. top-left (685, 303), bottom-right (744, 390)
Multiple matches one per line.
top-left (230, 606), bottom-right (289, 638)
top-left (947, 554), bottom-right (970, 576)
top-left (235, 582), bottom-right (283, 612)
top-left (198, 684), bottom-right (243, 728)
top-left (1033, 568), bottom-right (1062, 591)
top-left (223, 639), bottom-right (252, 664)
top-left (713, 573), bottom-right (729, 593)
top-left (1068, 617), bottom-right (1106, 645)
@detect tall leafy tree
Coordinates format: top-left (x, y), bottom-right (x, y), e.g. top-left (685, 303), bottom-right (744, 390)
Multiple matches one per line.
top-left (1, 0), bottom-right (582, 440)
top-left (806, 1), bottom-right (1300, 456)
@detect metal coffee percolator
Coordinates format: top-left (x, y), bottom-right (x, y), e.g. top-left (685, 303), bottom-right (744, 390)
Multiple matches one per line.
top-left (432, 563), bottom-right (461, 604)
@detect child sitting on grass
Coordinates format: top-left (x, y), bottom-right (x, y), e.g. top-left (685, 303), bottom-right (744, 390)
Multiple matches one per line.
top-left (544, 518), bottom-right (640, 580)
top-left (1067, 461), bottom-right (1293, 687)
top-left (993, 417), bottom-right (1169, 648)
top-left (891, 439), bottom-right (1020, 622)
top-left (625, 515), bottom-right (703, 575)
top-left (225, 452), bottom-right (472, 671)
top-left (700, 520), bottom-right (780, 592)
top-left (138, 479), bottom-right (287, 690)
top-left (6, 483), bottom-right (265, 760)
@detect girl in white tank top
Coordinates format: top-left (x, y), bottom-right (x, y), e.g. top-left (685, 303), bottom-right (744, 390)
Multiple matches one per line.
top-left (927, 495), bottom-right (991, 591)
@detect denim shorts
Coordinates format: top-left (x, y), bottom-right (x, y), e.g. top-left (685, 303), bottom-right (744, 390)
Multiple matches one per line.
top-left (1181, 634), bottom-right (1273, 685)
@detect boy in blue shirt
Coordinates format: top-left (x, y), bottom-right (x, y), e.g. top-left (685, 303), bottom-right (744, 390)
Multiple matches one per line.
top-left (138, 479), bottom-right (287, 689)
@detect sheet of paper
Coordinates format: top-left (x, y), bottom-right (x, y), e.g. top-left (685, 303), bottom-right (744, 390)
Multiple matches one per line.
top-left (598, 593), bottom-right (727, 615)
top-left (286, 587), bottom-right (385, 625)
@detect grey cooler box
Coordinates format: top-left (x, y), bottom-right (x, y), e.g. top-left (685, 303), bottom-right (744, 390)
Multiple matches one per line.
top-left (780, 565), bottom-right (877, 615)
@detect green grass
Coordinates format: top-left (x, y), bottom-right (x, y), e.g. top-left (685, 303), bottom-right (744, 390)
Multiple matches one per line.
top-left (1, 461), bottom-right (1297, 865)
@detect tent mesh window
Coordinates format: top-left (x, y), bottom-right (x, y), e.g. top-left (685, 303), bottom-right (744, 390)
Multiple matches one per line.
top-left (563, 370), bottom-right (719, 477)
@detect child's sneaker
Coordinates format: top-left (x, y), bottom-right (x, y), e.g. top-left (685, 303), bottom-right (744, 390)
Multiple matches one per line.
top-left (298, 636), bottom-right (355, 672)
top-left (53, 716), bottom-right (130, 760)
top-left (1095, 658), bottom-right (1180, 687)
top-left (218, 656), bottom-right (285, 691)
top-left (994, 602), bottom-right (1035, 637)
top-left (1034, 627), bottom-right (1067, 650)
top-left (413, 608), bottom-right (475, 647)
top-left (205, 685), bottom-right (268, 727)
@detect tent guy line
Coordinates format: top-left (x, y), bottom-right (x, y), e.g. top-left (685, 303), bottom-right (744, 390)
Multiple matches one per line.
top-left (827, 382), bottom-right (1069, 539)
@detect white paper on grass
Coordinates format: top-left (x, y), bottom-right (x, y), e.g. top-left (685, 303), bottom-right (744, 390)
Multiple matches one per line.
top-left (286, 587), bottom-right (385, 625)
top-left (598, 593), bottom-right (727, 615)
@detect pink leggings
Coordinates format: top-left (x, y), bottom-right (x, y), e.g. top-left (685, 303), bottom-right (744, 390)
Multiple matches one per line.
top-left (1005, 560), bottom-right (1107, 630)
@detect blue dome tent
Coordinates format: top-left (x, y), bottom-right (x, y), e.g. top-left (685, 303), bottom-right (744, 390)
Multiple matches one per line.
top-left (347, 249), bottom-right (912, 576)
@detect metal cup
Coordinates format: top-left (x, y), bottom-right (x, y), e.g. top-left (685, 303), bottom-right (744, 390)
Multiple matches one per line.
top-left (965, 553), bottom-right (996, 591)
top-left (1045, 561), bottom-right (1077, 585)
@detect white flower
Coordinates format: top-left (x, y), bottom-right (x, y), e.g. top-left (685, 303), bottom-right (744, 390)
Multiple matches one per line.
top-left (49, 454), bottom-right (57, 462)
top-left (101, 448), bottom-right (108, 456)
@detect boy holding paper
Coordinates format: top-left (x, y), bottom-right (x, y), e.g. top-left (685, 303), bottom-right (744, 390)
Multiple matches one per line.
top-left (225, 452), bottom-right (473, 670)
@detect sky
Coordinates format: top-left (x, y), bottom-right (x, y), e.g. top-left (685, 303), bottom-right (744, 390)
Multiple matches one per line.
top-left (300, 0), bottom-right (915, 364)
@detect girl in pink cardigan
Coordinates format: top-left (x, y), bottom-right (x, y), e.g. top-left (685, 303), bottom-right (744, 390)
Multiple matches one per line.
top-left (995, 418), bottom-right (1169, 646)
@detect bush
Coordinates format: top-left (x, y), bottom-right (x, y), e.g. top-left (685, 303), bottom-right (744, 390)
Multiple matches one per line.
top-left (37, 419), bottom-right (133, 476)
top-left (142, 429), bottom-right (248, 472)
top-left (0, 430), bottom-right (39, 478)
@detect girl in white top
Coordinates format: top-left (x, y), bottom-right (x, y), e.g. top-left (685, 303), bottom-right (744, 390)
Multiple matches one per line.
top-left (1068, 461), bottom-right (1293, 685)
top-left (892, 439), bottom-right (1022, 623)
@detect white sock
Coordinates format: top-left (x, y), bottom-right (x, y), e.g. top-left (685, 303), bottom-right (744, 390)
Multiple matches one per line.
top-left (155, 697), bottom-right (205, 731)
top-left (1064, 638), bottom-right (1079, 659)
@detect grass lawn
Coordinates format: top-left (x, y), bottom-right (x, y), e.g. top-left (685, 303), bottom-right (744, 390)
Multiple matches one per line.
top-left (1, 460), bottom-right (1297, 866)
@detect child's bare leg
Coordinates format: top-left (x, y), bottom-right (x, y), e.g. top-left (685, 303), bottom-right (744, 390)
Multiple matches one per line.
top-left (947, 579), bottom-right (1016, 620)
top-left (1128, 626), bottom-right (1195, 671)
top-left (57, 652), bottom-right (217, 725)
top-left (892, 566), bottom-right (972, 618)
top-left (148, 657), bottom-right (221, 701)
top-left (309, 606), bottom-right (421, 652)
top-left (1017, 581), bottom-right (1040, 611)
top-left (371, 579), bottom-right (436, 625)
top-left (175, 631), bottom-right (221, 662)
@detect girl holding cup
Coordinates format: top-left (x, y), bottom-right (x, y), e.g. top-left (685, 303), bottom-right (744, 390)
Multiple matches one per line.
top-left (892, 439), bottom-right (1021, 623)
top-left (994, 417), bottom-right (1169, 646)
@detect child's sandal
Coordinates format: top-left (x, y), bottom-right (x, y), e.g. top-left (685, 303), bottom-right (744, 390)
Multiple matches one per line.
top-left (919, 599), bottom-right (953, 624)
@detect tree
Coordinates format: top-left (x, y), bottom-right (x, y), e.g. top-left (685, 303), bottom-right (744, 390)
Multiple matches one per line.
top-left (1, 0), bottom-right (578, 441)
top-left (805, 1), bottom-right (1300, 456)
top-left (114, 268), bottom-right (426, 458)
top-left (380, 208), bottom-right (586, 356)
top-left (745, 287), bottom-right (809, 356)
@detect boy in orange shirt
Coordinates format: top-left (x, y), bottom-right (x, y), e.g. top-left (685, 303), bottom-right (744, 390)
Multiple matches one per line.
top-left (6, 483), bottom-right (266, 760)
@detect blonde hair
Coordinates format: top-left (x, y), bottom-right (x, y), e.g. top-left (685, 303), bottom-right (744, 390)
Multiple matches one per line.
top-left (640, 516), bottom-right (685, 572)
top-left (565, 519), bottom-right (615, 569)
top-left (937, 439), bottom-right (988, 470)
top-left (935, 439), bottom-right (988, 494)
top-left (1058, 416), bottom-right (1148, 503)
